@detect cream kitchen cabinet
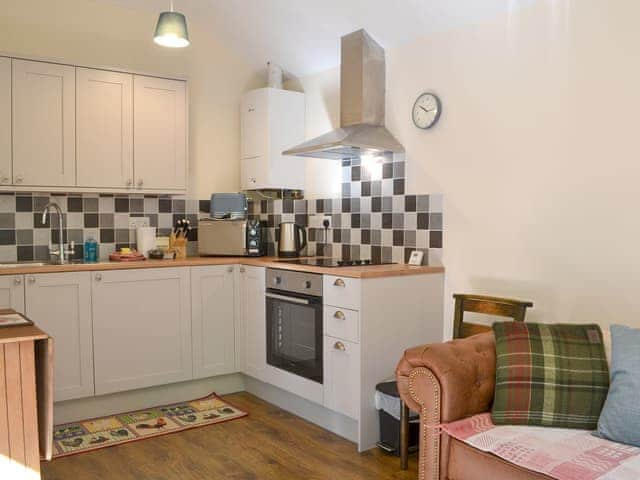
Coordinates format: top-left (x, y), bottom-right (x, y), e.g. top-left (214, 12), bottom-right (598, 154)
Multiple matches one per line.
top-left (76, 68), bottom-right (133, 189)
top-left (24, 272), bottom-right (93, 401)
top-left (133, 75), bottom-right (187, 191)
top-left (12, 59), bottom-right (76, 187)
top-left (323, 335), bottom-right (360, 420)
top-left (91, 267), bottom-right (192, 395)
top-left (240, 88), bottom-right (305, 190)
top-left (0, 275), bottom-right (25, 313)
top-left (0, 57), bottom-right (10, 185)
top-left (191, 265), bottom-right (236, 378)
top-left (238, 265), bottom-right (267, 381)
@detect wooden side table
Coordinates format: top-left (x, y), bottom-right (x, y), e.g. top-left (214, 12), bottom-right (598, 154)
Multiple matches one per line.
top-left (0, 315), bottom-right (53, 480)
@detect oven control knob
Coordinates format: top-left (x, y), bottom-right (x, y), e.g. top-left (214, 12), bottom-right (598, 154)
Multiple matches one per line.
top-left (304, 281), bottom-right (312, 289)
top-left (273, 276), bottom-right (282, 285)
top-left (249, 228), bottom-right (257, 236)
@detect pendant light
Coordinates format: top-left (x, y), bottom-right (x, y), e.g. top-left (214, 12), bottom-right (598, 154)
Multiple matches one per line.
top-left (154, 0), bottom-right (190, 48)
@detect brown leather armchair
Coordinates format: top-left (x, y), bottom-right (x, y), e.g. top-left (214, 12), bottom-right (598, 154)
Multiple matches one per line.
top-left (396, 332), bottom-right (548, 480)
top-left (395, 294), bottom-right (536, 479)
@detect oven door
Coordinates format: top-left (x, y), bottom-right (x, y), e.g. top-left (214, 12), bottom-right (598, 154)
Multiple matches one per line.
top-left (266, 289), bottom-right (323, 384)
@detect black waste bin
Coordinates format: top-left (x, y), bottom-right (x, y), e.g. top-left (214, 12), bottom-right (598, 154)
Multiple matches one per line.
top-left (375, 381), bottom-right (419, 456)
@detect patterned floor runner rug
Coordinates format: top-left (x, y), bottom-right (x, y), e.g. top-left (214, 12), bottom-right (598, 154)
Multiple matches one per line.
top-left (52, 393), bottom-right (248, 458)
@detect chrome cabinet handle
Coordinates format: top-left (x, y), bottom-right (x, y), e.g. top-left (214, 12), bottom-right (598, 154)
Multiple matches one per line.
top-left (248, 107), bottom-right (255, 112)
top-left (126, 178), bottom-right (133, 187)
top-left (15, 175), bottom-right (23, 184)
top-left (95, 273), bottom-right (102, 281)
top-left (137, 179), bottom-right (144, 188)
top-left (239, 267), bottom-right (246, 273)
top-left (334, 341), bottom-right (346, 351)
top-left (13, 277), bottom-right (22, 286)
top-left (27, 276), bottom-right (35, 284)
top-left (333, 278), bottom-right (346, 287)
top-left (0, 176), bottom-right (9, 184)
top-left (227, 266), bottom-right (234, 273)
top-left (333, 310), bottom-right (346, 320)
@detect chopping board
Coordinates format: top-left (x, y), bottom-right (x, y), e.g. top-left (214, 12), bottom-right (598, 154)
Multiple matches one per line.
top-left (109, 251), bottom-right (146, 262)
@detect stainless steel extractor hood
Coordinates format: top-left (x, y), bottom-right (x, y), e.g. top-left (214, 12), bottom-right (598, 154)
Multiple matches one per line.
top-left (283, 29), bottom-right (404, 160)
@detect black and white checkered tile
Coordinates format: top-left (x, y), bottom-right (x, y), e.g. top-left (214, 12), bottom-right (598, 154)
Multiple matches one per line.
top-left (0, 155), bottom-right (443, 265)
top-left (249, 153), bottom-right (443, 265)
top-left (0, 193), bottom-right (200, 262)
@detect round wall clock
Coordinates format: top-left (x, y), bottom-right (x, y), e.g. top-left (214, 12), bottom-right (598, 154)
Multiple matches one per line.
top-left (412, 92), bottom-right (442, 129)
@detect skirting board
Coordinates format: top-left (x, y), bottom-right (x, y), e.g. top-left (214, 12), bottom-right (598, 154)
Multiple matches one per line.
top-left (53, 373), bottom-right (246, 425)
top-left (244, 375), bottom-right (358, 444)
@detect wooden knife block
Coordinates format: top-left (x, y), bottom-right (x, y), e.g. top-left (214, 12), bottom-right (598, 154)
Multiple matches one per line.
top-left (169, 233), bottom-right (187, 260)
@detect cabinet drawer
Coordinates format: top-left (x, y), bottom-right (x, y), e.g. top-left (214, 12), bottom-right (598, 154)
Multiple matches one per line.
top-left (323, 275), bottom-right (361, 310)
top-left (324, 306), bottom-right (359, 343)
top-left (323, 336), bottom-right (360, 420)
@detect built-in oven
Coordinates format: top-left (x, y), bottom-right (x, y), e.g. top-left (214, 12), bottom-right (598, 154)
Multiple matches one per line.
top-left (265, 268), bottom-right (323, 384)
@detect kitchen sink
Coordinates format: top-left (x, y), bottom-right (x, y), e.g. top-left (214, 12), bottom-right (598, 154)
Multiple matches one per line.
top-left (0, 262), bottom-right (51, 268)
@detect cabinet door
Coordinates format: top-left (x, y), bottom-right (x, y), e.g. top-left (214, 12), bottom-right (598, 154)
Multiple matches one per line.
top-left (0, 275), bottom-right (25, 313)
top-left (0, 57), bottom-right (11, 185)
top-left (239, 265), bottom-right (267, 381)
top-left (76, 68), bottom-right (133, 188)
top-left (191, 265), bottom-right (236, 379)
top-left (323, 336), bottom-right (360, 420)
top-left (92, 268), bottom-right (191, 395)
top-left (12, 59), bottom-right (75, 187)
top-left (133, 75), bottom-right (186, 191)
top-left (25, 272), bottom-right (93, 401)
top-left (240, 89), bottom-right (268, 160)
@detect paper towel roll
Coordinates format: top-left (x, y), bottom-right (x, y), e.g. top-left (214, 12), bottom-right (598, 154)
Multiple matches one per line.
top-left (136, 227), bottom-right (157, 258)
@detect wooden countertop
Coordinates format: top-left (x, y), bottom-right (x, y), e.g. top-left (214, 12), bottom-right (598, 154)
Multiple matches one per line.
top-left (0, 257), bottom-right (444, 279)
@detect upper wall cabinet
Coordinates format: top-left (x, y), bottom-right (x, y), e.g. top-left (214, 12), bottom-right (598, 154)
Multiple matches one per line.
top-left (0, 58), bottom-right (10, 185)
top-left (134, 75), bottom-right (187, 191)
top-left (240, 88), bottom-right (305, 191)
top-left (76, 68), bottom-right (133, 189)
top-left (12, 59), bottom-right (76, 187)
top-left (2, 56), bottom-right (188, 193)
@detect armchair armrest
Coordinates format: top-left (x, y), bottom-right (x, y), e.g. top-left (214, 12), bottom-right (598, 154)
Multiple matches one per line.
top-left (395, 331), bottom-right (497, 480)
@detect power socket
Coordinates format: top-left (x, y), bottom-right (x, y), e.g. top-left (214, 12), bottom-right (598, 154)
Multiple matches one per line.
top-left (129, 217), bottom-right (150, 229)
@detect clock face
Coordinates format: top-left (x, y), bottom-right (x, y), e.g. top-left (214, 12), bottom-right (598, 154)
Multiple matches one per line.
top-left (412, 93), bottom-right (441, 129)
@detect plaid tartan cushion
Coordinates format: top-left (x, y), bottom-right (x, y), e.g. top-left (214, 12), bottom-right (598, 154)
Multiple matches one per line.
top-left (492, 322), bottom-right (609, 429)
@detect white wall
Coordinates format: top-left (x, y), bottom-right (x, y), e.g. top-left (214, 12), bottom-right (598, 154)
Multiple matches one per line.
top-left (296, 0), bottom-right (640, 336)
top-left (0, 0), bottom-right (261, 198)
top-left (286, 69), bottom-right (342, 199)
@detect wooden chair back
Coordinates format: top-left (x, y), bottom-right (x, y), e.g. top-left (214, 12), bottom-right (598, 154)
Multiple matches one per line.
top-left (453, 294), bottom-right (533, 339)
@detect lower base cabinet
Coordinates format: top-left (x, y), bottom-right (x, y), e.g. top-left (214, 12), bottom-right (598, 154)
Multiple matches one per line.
top-left (191, 265), bottom-right (236, 378)
top-left (0, 275), bottom-right (25, 314)
top-left (323, 335), bottom-right (360, 420)
top-left (25, 272), bottom-right (94, 402)
top-left (239, 265), bottom-right (267, 381)
top-left (91, 268), bottom-right (192, 396)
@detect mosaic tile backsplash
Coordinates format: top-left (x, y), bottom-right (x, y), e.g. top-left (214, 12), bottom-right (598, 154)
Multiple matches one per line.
top-left (248, 154), bottom-right (444, 265)
top-left (0, 193), bottom-right (200, 263)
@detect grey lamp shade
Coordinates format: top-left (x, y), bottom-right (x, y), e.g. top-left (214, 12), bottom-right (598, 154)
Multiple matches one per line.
top-left (154, 11), bottom-right (190, 48)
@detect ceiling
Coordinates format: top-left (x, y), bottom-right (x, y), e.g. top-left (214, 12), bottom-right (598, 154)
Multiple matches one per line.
top-left (102, 0), bottom-right (535, 77)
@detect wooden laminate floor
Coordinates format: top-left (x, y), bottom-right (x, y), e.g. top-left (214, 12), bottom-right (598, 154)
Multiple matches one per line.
top-left (41, 392), bottom-right (417, 479)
